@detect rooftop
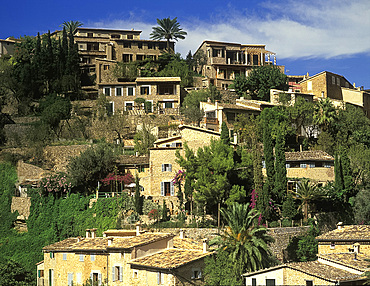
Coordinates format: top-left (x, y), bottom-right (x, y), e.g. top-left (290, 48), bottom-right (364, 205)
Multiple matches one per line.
top-left (316, 225), bottom-right (370, 241)
top-left (43, 233), bottom-right (174, 252)
top-left (135, 77), bottom-right (181, 83)
top-left (285, 150), bottom-right (334, 162)
top-left (129, 248), bottom-right (210, 270)
top-left (318, 253), bottom-right (370, 271)
top-left (173, 237), bottom-right (203, 251)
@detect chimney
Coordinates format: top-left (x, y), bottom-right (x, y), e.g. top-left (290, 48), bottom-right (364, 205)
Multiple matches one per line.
top-left (179, 229), bottom-right (184, 239)
top-left (91, 228), bottom-right (97, 239)
top-left (108, 237), bottom-right (113, 246)
top-left (337, 222), bottom-right (343, 230)
top-left (85, 229), bottom-right (90, 238)
top-left (353, 243), bottom-right (360, 254)
top-left (136, 221), bottom-right (141, 236)
top-left (203, 238), bottom-right (208, 253)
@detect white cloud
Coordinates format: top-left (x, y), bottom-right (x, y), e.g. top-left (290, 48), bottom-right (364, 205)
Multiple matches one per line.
top-left (89, 0), bottom-right (370, 60)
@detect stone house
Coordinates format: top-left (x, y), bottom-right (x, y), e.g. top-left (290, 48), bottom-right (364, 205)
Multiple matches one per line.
top-left (0, 37), bottom-right (20, 56)
top-left (299, 71), bottom-right (370, 118)
top-left (193, 40), bottom-right (280, 89)
top-left (139, 125), bottom-right (222, 212)
top-left (98, 77), bottom-right (182, 115)
top-left (243, 224), bottom-right (370, 286)
top-left (263, 150), bottom-right (334, 190)
top-left (37, 227), bottom-right (210, 286)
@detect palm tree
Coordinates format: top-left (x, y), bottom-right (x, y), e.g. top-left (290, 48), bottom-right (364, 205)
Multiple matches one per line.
top-left (290, 179), bottom-right (326, 221)
top-left (216, 203), bottom-right (274, 275)
top-left (60, 21), bottom-right (83, 35)
top-left (150, 17), bottom-right (187, 53)
top-left (313, 98), bottom-right (337, 131)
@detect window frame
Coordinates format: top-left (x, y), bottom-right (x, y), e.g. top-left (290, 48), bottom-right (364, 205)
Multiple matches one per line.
top-left (103, 87), bottom-right (111, 96)
top-left (116, 87), bottom-right (122, 96)
top-left (125, 101), bottom-right (134, 111)
top-left (126, 86), bottom-right (135, 96)
top-left (140, 85), bottom-right (151, 95)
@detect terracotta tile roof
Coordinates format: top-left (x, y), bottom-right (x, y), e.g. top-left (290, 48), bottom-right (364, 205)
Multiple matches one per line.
top-left (108, 233), bottom-right (174, 249)
top-left (285, 150), bottom-right (334, 162)
top-left (130, 249), bottom-right (210, 270)
top-left (316, 225), bottom-right (370, 241)
top-left (318, 253), bottom-right (370, 271)
top-left (116, 155), bottom-right (149, 165)
top-left (43, 233), bottom-right (174, 252)
top-left (287, 261), bottom-right (364, 282)
top-left (42, 238), bottom-right (80, 251)
top-left (173, 237), bottom-right (203, 251)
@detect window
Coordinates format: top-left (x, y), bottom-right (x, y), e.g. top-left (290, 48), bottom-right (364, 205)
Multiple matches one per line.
top-left (49, 269), bottom-right (54, 286)
top-left (90, 272), bottom-right (102, 285)
top-left (49, 252), bottom-right (54, 259)
top-left (111, 34), bottom-right (120, 39)
top-left (106, 102), bottom-right (114, 115)
top-left (306, 281), bottom-right (313, 286)
top-left (127, 34), bottom-right (133, 39)
top-left (136, 54), bottom-right (144, 61)
top-left (79, 254), bottom-right (84, 262)
top-left (133, 270), bottom-right (139, 278)
top-left (138, 166), bottom-right (145, 173)
top-left (162, 164), bottom-right (172, 172)
top-left (191, 268), bottom-right (202, 279)
top-left (116, 87), bottom-right (122, 96)
top-left (164, 101), bottom-right (174, 109)
top-left (125, 101), bottom-right (134, 111)
top-left (123, 54), bottom-right (133, 62)
top-left (103, 64), bottom-right (110, 70)
top-left (286, 163), bottom-right (291, 168)
top-left (157, 272), bottom-right (163, 285)
top-left (63, 253), bottom-right (67, 260)
top-left (266, 279), bottom-right (276, 286)
top-left (158, 84), bottom-right (175, 95)
top-left (127, 86), bottom-right (135, 96)
top-left (330, 242), bottom-right (335, 249)
top-left (324, 162), bottom-right (332, 168)
top-left (252, 278), bottom-right (257, 286)
top-left (140, 86), bottom-right (150, 95)
top-left (148, 43), bottom-right (154, 49)
top-left (87, 43), bottom-right (99, 51)
top-left (212, 48), bottom-right (224, 57)
top-left (112, 266), bottom-right (123, 282)
top-left (337, 77), bottom-right (340, 86)
top-left (309, 162), bottom-right (315, 168)
top-left (123, 42), bottom-right (131, 48)
top-left (300, 163), bottom-right (307, 168)
top-left (138, 43), bottom-right (142, 49)
top-left (161, 181), bottom-right (175, 196)
top-left (104, 87), bottom-right (111, 96)
top-left (38, 270), bottom-right (44, 278)
top-left (91, 254), bottom-right (95, 261)
top-left (332, 76), bottom-right (336, 85)
top-left (67, 273), bottom-right (74, 286)
top-left (87, 32), bottom-right (93, 37)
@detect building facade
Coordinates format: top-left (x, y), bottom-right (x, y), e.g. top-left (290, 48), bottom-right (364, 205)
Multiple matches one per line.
top-left (194, 40), bottom-right (280, 89)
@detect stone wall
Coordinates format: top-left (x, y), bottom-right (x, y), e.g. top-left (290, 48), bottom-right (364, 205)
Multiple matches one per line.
top-left (11, 197), bottom-right (31, 218)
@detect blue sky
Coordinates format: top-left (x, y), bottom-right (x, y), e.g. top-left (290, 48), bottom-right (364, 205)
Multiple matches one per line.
top-left (2, 0), bottom-right (370, 88)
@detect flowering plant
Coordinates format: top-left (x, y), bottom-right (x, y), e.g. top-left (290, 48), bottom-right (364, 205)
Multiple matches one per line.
top-left (38, 172), bottom-right (73, 196)
top-left (172, 170), bottom-right (185, 185)
top-left (148, 209), bottom-right (159, 220)
top-left (250, 189), bottom-right (258, 209)
top-left (101, 172), bottom-right (134, 186)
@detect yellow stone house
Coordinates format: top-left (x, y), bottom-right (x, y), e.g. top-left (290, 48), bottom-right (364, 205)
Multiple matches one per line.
top-left (37, 228), bottom-right (210, 286)
top-left (243, 224), bottom-right (370, 286)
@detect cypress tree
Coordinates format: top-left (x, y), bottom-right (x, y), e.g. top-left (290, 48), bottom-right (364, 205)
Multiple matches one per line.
top-left (220, 121), bottom-right (230, 145)
top-left (263, 124), bottom-right (275, 190)
top-left (334, 153), bottom-right (344, 196)
top-left (162, 200), bottom-right (169, 222)
top-left (134, 174), bottom-right (143, 215)
top-left (274, 131), bottom-right (287, 204)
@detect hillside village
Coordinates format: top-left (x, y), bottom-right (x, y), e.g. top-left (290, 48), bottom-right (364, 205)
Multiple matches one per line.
top-left (0, 19), bottom-right (370, 286)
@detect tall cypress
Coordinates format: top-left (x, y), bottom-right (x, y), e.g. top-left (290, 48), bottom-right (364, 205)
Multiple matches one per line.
top-left (274, 131), bottom-right (287, 204)
top-left (220, 121), bottom-right (230, 145)
top-left (263, 124), bottom-right (275, 189)
top-left (334, 153), bottom-right (344, 196)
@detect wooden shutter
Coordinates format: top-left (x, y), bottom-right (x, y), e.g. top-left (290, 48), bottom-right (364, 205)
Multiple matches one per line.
top-left (169, 164), bottom-right (172, 172)
top-left (112, 267), bottom-right (115, 282)
top-left (160, 182), bottom-right (164, 196)
top-left (170, 182), bottom-right (175, 196)
top-left (119, 266), bottom-right (123, 281)
top-left (162, 164), bottom-right (164, 172)
top-left (98, 273), bottom-right (102, 285)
